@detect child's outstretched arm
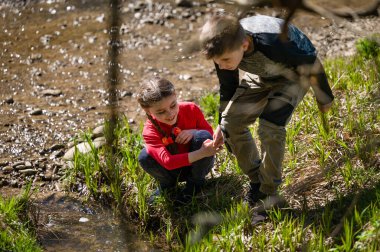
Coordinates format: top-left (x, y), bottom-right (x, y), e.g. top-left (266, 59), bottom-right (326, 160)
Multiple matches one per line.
top-left (212, 125), bottom-right (224, 148)
top-left (188, 139), bottom-right (219, 163)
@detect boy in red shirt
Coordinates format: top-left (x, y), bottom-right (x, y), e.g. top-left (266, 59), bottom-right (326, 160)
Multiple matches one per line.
top-left (137, 77), bottom-right (219, 204)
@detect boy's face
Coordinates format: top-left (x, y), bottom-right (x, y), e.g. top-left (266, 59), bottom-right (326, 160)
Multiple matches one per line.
top-left (212, 38), bottom-right (250, 71)
top-left (145, 93), bottom-right (179, 126)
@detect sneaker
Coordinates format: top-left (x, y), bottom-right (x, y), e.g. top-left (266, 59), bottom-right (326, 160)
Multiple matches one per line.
top-left (247, 182), bottom-right (267, 204)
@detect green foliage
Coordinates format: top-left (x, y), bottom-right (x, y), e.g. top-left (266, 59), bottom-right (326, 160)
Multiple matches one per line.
top-left (356, 35), bottom-right (380, 59)
top-left (199, 92), bottom-right (220, 127)
top-left (0, 184), bottom-right (42, 252)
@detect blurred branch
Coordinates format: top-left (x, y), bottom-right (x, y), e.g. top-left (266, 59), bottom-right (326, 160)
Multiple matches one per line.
top-left (107, 0), bottom-right (121, 154)
top-left (233, 0), bottom-right (380, 39)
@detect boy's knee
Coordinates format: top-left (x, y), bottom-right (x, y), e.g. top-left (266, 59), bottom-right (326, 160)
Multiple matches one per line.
top-left (193, 130), bottom-right (212, 142)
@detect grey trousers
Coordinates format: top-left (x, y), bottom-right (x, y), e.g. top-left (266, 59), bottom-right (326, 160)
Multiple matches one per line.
top-left (220, 72), bottom-right (310, 194)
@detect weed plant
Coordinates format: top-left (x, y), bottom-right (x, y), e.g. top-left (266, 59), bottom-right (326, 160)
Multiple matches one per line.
top-left (0, 183), bottom-right (42, 251)
top-left (65, 36), bottom-right (380, 251)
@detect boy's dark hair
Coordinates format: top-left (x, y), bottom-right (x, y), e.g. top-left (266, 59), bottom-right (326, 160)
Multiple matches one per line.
top-left (199, 14), bottom-right (246, 59)
top-left (137, 76), bottom-right (175, 108)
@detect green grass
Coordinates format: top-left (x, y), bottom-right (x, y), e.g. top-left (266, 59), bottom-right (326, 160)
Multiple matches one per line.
top-left (63, 36), bottom-right (380, 251)
top-left (0, 183), bottom-right (42, 252)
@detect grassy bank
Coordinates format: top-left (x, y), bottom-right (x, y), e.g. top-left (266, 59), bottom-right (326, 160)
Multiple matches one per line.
top-left (64, 36), bottom-right (380, 251)
top-left (0, 184), bottom-right (42, 252)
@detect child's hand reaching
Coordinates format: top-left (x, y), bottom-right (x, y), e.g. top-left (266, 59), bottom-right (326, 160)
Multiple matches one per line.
top-left (201, 139), bottom-right (221, 157)
top-left (212, 125), bottom-right (224, 148)
top-left (188, 138), bottom-right (220, 164)
top-left (175, 129), bottom-right (195, 144)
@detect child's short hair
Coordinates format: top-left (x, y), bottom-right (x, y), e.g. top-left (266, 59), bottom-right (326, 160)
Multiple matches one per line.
top-left (137, 76), bottom-right (175, 108)
top-left (199, 14), bottom-right (246, 59)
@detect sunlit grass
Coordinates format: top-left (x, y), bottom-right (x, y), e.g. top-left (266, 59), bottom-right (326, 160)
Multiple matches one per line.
top-left (0, 183), bottom-right (42, 252)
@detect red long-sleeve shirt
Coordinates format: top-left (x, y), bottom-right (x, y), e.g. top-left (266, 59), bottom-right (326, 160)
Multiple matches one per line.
top-left (142, 102), bottom-right (213, 170)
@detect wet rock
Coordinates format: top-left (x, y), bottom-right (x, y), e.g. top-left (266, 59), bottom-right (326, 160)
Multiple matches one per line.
top-left (132, 1), bottom-right (147, 11)
top-left (10, 179), bottom-right (19, 188)
top-left (79, 217), bottom-right (89, 223)
top-left (92, 125), bottom-right (105, 139)
top-left (50, 150), bottom-right (65, 159)
top-left (29, 53), bottom-right (43, 63)
top-left (14, 165), bottom-right (26, 171)
top-left (43, 169), bottom-right (54, 180)
top-left (179, 74), bottom-right (192, 80)
top-left (88, 36), bottom-right (97, 44)
top-left (0, 161), bottom-right (9, 167)
top-left (2, 166), bottom-right (14, 173)
top-left (62, 137), bottom-right (106, 161)
top-left (19, 169), bottom-right (37, 176)
top-left (12, 161), bottom-right (24, 168)
top-left (120, 90), bottom-right (133, 97)
top-left (95, 14), bottom-right (105, 23)
top-left (176, 0), bottom-right (193, 7)
top-left (41, 89), bottom-right (62, 96)
top-left (49, 143), bottom-right (65, 152)
top-left (40, 34), bottom-right (52, 45)
top-left (29, 108), bottom-right (43, 115)
top-left (66, 140), bottom-right (76, 149)
top-left (39, 149), bottom-right (48, 155)
top-left (4, 97), bottom-right (14, 104)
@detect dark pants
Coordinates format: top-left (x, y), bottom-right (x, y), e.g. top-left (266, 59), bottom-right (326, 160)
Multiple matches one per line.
top-left (138, 130), bottom-right (214, 190)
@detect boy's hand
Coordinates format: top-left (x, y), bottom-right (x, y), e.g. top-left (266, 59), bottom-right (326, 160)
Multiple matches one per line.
top-left (201, 139), bottom-right (220, 157)
top-left (175, 129), bottom-right (195, 144)
top-left (213, 125), bottom-right (224, 148)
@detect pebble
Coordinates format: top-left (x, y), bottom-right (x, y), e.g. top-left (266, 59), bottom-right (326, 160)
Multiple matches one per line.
top-left (25, 161), bottom-right (32, 168)
top-left (179, 74), bottom-right (192, 80)
top-left (2, 166), bottom-right (14, 173)
top-left (120, 91), bottom-right (133, 97)
top-left (4, 97), bottom-right (14, 104)
top-left (0, 161), bottom-right (9, 167)
top-left (49, 144), bottom-right (65, 151)
top-left (19, 169), bottom-right (37, 176)
top-left (29, 109), bottom-right (43, 116)
top-left (62, 137), bottom-right (106, 161)
top-left (92, 125), bottom-right (105, 139)
top-left (50, 150), bottom-right (65, 159)
top-left (10, 180), bottom-right (18, 187)
top-left (14, 165), bottom-right (26, 170)
top-left (41, 89), bottom-right (63, 96)
top-left (79, 217), bottom-right (89, 223)
top-left (43, 171), bottom-right (52, 180)
top-left (175, 0), bottom-right (193, 7)
top-left (12, 161), bottom-right (24, 168)
top-left (29, 53), bottom-right (43, 63)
